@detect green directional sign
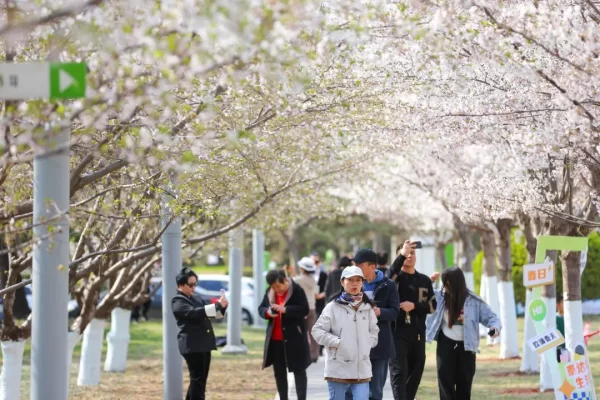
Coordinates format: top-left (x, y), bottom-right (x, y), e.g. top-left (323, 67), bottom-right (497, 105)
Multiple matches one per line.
top-left (49, 63), bottom-right (86, 99)
top-left (0, 62), bottom-right (87, 100)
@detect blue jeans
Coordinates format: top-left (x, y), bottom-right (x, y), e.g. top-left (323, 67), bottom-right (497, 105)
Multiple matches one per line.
top-left (328, 381), bottom-right (369, 400)
top-left (344, 359), bottom-right (388, 400)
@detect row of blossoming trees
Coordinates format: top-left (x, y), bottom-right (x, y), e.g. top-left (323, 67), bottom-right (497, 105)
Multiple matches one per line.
top-left (0, 0), bottom-right (599, 396)
top-left (336, 0), bottom-right (600, 391)
top-left (0, 0), bottom-right (405, 397)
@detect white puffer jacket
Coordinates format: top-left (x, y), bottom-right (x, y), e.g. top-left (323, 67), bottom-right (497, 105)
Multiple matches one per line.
top-left (311, 300), bottom-right (379, 380)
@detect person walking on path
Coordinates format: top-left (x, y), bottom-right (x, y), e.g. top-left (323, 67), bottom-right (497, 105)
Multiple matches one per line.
top-left (344, 249), bottom-right (399, 400)
top-left (426, 267), bottom-right (501, 400)
top-left (325, 256), bottom-right (353, 301)
top-left (312, 266), bottom-right (380, 400)
top-left (294, 256), bottom-right (326, 362)
top-left (259, 269), bottom-right (311, 400)
top-left (312, 251), bottom-right (328, 316)
top-left (171, 268), bottom-right (229, 400)
top-left (387, 240), bottom-right (436, 400)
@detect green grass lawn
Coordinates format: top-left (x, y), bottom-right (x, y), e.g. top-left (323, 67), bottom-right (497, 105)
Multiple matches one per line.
top-left (191, 265), bottom-right (255, 277)
top-left (9, 316), bottom-right (600, 399)
top-left (416, 316), bottom-right (600, 399)
top-left (16, 322), bottom-right (273, 399)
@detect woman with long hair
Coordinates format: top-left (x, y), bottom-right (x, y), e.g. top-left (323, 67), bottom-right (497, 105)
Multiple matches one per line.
top-left (311, 266), bottom-right (379, 400)
top-left (426, 267), bottom-right (501, 400)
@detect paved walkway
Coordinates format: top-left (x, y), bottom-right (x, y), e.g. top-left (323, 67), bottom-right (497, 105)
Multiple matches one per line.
top-left (275, 358), bottom-right (394, 399)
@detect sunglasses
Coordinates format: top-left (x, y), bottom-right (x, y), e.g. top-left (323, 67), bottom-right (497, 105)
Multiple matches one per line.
top-left (186, 282), bottom-right (198, 288)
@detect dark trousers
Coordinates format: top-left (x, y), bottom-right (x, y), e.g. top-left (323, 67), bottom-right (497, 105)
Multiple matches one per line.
top-left (344, 358), bottom-right (389, 400)
top-left (389, 329), bottom-right (426, 400)
top-left (270, 340), bottom-right (308, 400)
top-left (183, 352), bottom-right (211, 400)
top-left (436, 331), bottom-right (476, 400)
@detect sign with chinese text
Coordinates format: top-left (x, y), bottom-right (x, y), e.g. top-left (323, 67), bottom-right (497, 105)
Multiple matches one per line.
top-left (0, 62), bottom-right (86, 100)
top-left (527, 329), bottom-right (565, 355)
top-left (523, 257), bottom-right (555, 288)
top-left (557, 344), bottom-right (597, 400)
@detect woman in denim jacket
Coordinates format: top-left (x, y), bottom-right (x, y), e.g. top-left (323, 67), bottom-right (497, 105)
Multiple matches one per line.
top-left (426, 267), bottom-right (501, 400)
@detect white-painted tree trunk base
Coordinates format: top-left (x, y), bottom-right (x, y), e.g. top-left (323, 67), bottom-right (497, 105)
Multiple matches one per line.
top-left (66, 332), bottom-right (83, 388)
top-left (486, 276), bottom-right (501, 346)
top-left (479, 274), bottom-right (489, 338)
top-left (498, 281), bottom-right (519, 358)
top-left (539, 296), bottom-right (557, 390)
top-left (0, 340), bottom-right (26, 400)
top-left (520, 290), bottom-right (539, 373)
top-left (77, 319), bottom-right (106, 386)
top-left (564, 300), bottom-right (584, 352)
top-left (104, 307), bottom-right (132, 372)
top-left (464, 271), bottom-right (474, 292)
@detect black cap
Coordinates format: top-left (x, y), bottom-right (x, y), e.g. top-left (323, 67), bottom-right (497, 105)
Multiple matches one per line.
top-left (351, 248), bottom-right (377, 264)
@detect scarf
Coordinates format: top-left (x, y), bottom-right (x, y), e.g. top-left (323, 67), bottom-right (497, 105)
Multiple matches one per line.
top-left (336, 291), bottom-right (363, 307)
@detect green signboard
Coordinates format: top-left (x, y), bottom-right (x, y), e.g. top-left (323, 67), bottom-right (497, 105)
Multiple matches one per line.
top-left (0, 62), bottom-right (87, 100)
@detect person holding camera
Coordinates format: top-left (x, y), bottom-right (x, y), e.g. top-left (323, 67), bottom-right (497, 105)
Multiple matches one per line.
top-left (387, 240), bottom-right (436, 400)
top-left (426, 267), bottom-right (501, 400)
top-left (171, 268), bottom-right (228, 400)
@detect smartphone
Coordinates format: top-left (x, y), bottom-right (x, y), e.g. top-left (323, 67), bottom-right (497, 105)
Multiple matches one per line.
top-left (414, 241), bottom-right (422, 249)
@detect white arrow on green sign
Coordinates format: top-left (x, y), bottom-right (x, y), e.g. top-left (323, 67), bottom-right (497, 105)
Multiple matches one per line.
top-left (0, 62), bottom-right (86, 100)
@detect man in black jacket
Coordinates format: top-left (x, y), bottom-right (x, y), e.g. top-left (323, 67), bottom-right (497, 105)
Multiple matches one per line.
top-left (345, 248), bottom-right (400, 400)
top-left (388, 241), bottom-right (436, 400)
top-left (172, 268), bottom-right (228, 400)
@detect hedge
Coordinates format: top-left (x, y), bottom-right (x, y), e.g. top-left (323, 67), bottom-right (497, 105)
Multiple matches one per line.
top-left (472, 231), bottom-right (600, 304)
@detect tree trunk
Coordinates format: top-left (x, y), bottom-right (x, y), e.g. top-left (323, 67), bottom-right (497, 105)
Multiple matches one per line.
top-left (0, 340), bottom-right (25, 400)
top-left (539, 251), bottom-right (558, 389)
top-left (453, 215), bottom-right (475, 290)
top-left (495, 218), bottom-right (519, 359)
top-left (520, 216), bottom-right (540, 373)
top-left (77, 318), bottom-right (106, 386)
top-left (562, 250), bottom-right (584, 355)
top-left (67, 331), bottom-right (83, 387)
top-left (436, 243), bottom-right (448, 271)
top-left (104, 307), bottom-right (132, 372)
top-left (481, 231), bottom-right (500, 345)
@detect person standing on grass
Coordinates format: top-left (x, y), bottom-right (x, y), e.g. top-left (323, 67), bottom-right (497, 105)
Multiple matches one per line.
top-left (426, 267), bottom-right (501, 400)
top-left (387, 240), bottom-right (436, 400)
top-left (294, 256), bottom-right (326, 363)
top-left (171, 268), bottom-right (229, 400)
top-left (312, 266), bottom-right (380, 400)
top-left (344, 249), bottom-right (399, 400)
top-left (259, 269), bottom-right (311, 400)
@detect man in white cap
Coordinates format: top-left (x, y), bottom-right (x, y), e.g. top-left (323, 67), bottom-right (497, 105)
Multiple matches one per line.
top-left (294, 256), bottom-right (325, 362)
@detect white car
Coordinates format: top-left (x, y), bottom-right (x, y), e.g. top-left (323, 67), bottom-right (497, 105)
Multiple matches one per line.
top-left (194, 274), bottom-right (256, 325)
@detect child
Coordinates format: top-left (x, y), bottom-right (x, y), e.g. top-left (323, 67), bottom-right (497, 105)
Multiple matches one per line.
top-left (426, 267), bottom-right (501, 400)
top-left (311, 266), bottom-right (379, 400)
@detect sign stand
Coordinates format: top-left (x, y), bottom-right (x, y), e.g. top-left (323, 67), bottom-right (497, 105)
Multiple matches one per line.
top-left (0, 61), bottom-right (87, 400)
top-left (527, 236), bottom-right (596, 400)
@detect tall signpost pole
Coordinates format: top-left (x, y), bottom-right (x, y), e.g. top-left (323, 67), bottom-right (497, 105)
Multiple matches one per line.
top-left (0, 61), bottom-right (88, 400)
top-left (161, 183), bottom-right (183, 400)
top-left (222, 227), bottom-right (248, 354)
top-left (31, 128), bottom-right (70, 400)
top-left (252, 229), bottom-right (265, 328)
